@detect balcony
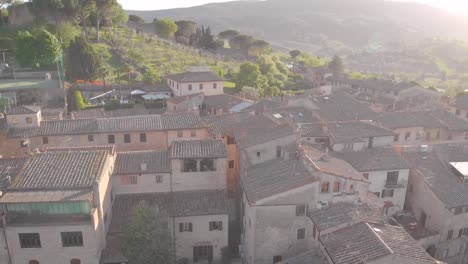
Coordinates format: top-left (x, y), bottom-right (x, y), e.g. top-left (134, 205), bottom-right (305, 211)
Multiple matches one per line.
top-left (384, 179), bottom-right (406, 188)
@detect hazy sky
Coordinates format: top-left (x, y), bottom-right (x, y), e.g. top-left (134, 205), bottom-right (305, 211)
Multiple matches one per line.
top-left (118, 0), bottom-right (468, 16)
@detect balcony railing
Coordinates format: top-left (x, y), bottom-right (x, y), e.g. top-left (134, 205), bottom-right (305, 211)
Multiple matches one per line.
top-left (384, 179), bottom-right (407, 188)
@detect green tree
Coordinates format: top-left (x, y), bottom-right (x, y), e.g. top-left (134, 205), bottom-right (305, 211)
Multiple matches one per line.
top-left (74, 90), bottom-right (86, 110)
top-left (174, 20), bottom-right (196, 44)
top-left (67, 36), bottom-right (103, 81)
top-left (248, 39), bottom-right (271, 57)
top-left (236, 62), bottom-right (261, 89)
top-left (239, 86), bottom-right (259, 100)
top-left (289, 49), bottom-right (301, 59)
top-left (15, 29), bottom-right (62, 67)
top-left (142, 67), bottom-right (162, 85)
top-left (34, 28), bottom-right (62, 66)
top-left (154, 18), bottom-right (178, 39)
top-left (94, 0), bottom-right (121, 41)
top-left (55, 22), bottom-right (81, 47)
top-left (15, 30), bottom-right (36, 67)
top-left (229, 34), bottom-right (253, 50)
top-left (328, 55), bottom-right (344, 77)
top-left (218, 29), bottom-right (240, 41)
top-left (127, 201), bottom-right (173, 264)
top-left (263, 85), bottom-right (281, 97)
top-left (128, 14), bottom-right (144, 23)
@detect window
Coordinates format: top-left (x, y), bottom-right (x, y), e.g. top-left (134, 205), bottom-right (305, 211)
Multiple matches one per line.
top-left (179, 222), bottom-right (193, 232)
top-left (42, 137), bottom-right (48, 144)
top-left (193, 245), bottom-right (213, 263)
top-left (447, 230), bottom-right (453, 240)
top-left (456, 109), bottom-right (461, 115)
top-left (124, 134), bottom-right (131, 143)
top-left (70, 259), bottom-right (81, 264)
top-left (381, 189), bottom-right (394, 198)
top-left (88, 135), bottom-right (94, 142)
top-left (155, 175), bottom-right (163, 183)
top-left (200, 159), bottom-right (216, 171)
top-left (227, 136), bottom-right (235, 145)
top-left (229, 160), bottom-right (235, 169)
top-left (276, 146), bottom-right (282, 158)
top-left (273, 256), bottom-right (283, 263)
top-left (130, 175), bottom-right (138, 184)
top-left (20, 139), bottom-right (28, 148)
top-left (177, 130), bottom-right (183, 138)
top-left (26, 117), bottom-right (32, 124)
top-left (213, 83), bottom-right (217, 89)
top-left (183, 159), bottom-right (197, 172)
top-left (209, 221), bottom-right (223, 231)
top-left (297, 228), bottom-right (305, 240)
top-left (344, 143), bottom-right (353, 150)
top-left (29, 261), bottom-right (39, 264)
top-left (405, 132), bottom-right (411, 141)
top-left (61, 232), bottom-right (83, 247)
top-left (108, 135), bottom-right (115, 144)
top-left (374, 192), bottom-right (380, 198)
top-left (363, 173), bottom-right (369, 179)
top-left (459, 229), bottom-right (463, 238)
top-left (296, 205), bottom-right (306, 216)
top-left (256, 152), bottom-right (261, 158)
top-left (321, 182), bottom-right (329, 193)
top-left (199, 84), bottom-right (203, 90)
top-left (386, 171), bottom-right (399, 185)
top-left (19, 233), bottom-right (41, 248)
top-left (454, 207), bottom-right (463, 215)
top-left (191, 130), bottom-right (197, 137)
top-left (333, 181), bottom-right (340, 192)
top-left (394, 134), bottom-right (399, 142)
top-left (188, 84), bottom-right (192, 90)
top-left (442, 249), bottom-right (449, 258)
top-left (140, 133), bottom-right (147, 142)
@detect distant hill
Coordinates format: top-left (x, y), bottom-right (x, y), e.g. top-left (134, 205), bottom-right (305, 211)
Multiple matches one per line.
top-left (127, 0), bottom-right (468, 55)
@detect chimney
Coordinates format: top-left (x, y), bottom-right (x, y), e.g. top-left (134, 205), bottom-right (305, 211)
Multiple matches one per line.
top-left (140, 163), bottom-right (147, 171)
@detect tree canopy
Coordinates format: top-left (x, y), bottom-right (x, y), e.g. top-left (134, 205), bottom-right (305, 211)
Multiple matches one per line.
top-left (236, 62), bottom-right (261, 89)
top-left (289, 49), bottom-right (301, 58)
top-left (218, 29), bottom-right (240, 40)
top-left (128, 14), bottom-right (144, 23)
top-left (15, 28), bottom-right (62, 67)
top-left (154, 18), bottom-right (178, 39)
top-left (126, 201), bottom-right (173, 264)
top-left (328, 55), bottom-right (344, 77)
top-left (66, 36), bottom-right (103, 81)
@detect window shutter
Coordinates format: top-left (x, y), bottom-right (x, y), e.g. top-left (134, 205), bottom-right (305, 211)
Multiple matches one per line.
top-left (193, 247), bottom-right (198, 263)
top-left (189, 222), bottom-right (193, 232)
top-left (208, 246), bottom-right (213, 262)
top-left (179, 223), bottom-right (183, 232)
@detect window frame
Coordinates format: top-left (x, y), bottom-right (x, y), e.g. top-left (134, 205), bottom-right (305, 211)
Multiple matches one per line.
top-left (229, 160), bottom-right (235, 169)
top-left (209, 221), bottom-right (223, 231)
top-left (130, 175), bottom-right (138, 185)
top-left (297, 228), bottom-right (306, 240)
top-left (155, 175), bottom-right (163, 183)
top-left (61, 231), bottom-right (83, 247)
top-left (107, 134), bottom-right (115, 144)
top-left (19, 233), bottom-right (41, 248)
top-left (140, 133), bottom-right (147, 143)
top-left (88, 134), bottom-right (94, 142)
top-left (42, 136), bottom-right (48, 145)
top-left (177, 130), bottom-right (183, 138)
top-left (123, 134), bottom-right (131, 144)
top-left (26, 117), bottom-right (33, 124)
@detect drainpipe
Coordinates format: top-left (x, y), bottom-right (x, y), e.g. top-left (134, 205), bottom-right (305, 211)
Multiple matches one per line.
top-left (1, 210), bottom-right (12, 264)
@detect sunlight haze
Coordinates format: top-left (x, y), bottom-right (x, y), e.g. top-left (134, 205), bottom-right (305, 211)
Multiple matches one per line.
top-left (118, 0), bottom-right (468, 16)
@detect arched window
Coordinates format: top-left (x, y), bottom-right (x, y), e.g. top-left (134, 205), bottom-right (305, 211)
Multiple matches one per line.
top-left (321, 182), bottom-right (329, 193)
top-left (29, 260), bottom-right (39, 264)
top-left (70, 259), bottom-right (81, 264)
top-left (333, 181), bottom-right (341, 193)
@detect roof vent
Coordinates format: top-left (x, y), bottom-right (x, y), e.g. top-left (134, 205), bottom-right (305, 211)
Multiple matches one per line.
top-left (141, 163), bottom-right (147, 171)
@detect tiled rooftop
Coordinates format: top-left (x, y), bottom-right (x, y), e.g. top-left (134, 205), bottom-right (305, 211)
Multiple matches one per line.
top-left (115, 150), bottom-right (170, 174)
top-left (313, 93), bottom-right (378, 122)
top-left (8, 113), bottom-right (205, 138)
top-left (110, 189), bottom-right (228, 233)
top-left (321, 222), bottom-right (436, 264)
top-left (0, 158), bottom-right (26, 190)
top-left (334, 148), bottom-right (409, 172)
top-left (0, 189), bottom-right (94, 203)
top-left (9, 149), bottom-right (109, 190)
top-left (308, 202), bottom-right (384, 232)
top-left (166, 71), bottom-right (223, 83)
top-left (404, 151), bottom-right (468, 208)
top-left (203, 94), bottom-right (250, 111)
top-left (170, 139), bottom-right (226, 159)
top-left (241, 158), bottom-right (317, 203)
top-left (5, 105), bottom-right (41, 115)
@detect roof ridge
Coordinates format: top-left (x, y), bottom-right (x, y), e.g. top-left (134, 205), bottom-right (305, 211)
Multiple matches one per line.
top-left (366, 222), bottom-right (394, 257)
